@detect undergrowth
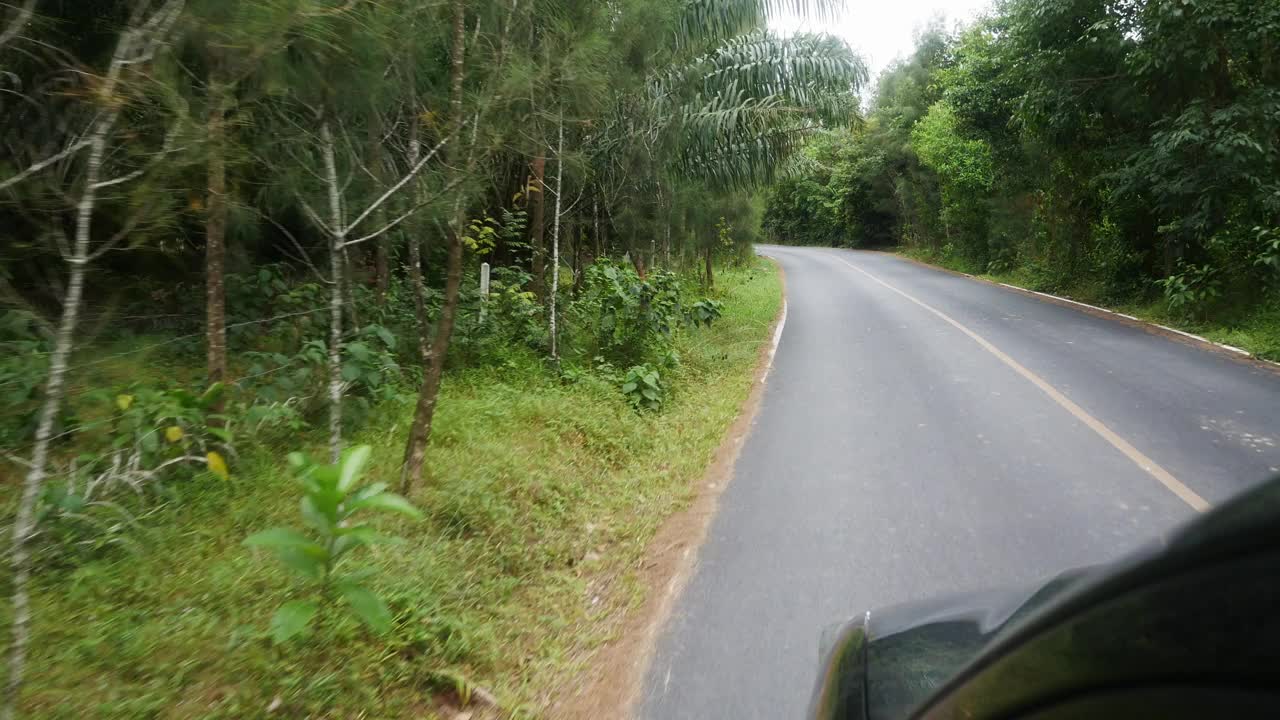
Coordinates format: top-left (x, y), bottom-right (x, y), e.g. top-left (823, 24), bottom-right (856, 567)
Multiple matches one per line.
top-left (10, 259), bottom-right (781, 718)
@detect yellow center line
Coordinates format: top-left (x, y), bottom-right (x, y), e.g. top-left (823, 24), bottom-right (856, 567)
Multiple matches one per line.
top-left (830, 252), bottom-right (1211, 513)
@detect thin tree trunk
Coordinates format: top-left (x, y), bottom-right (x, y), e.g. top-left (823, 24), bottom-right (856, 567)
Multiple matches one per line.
top-left (705, 245), bottom-right (714, 289)
top-left (593, 196), bottom-right (601, 257)
top-left (571, 215), bottom-right (583, 295)
top-left (400, 208), bottom-right (463, 491)
top-left (407, 232), bottom-right (428, 361)
top-left (370, 123), bottom-right (390, 301)
top-left (4, 0), bottom-right (180, 705)
top-left (400, 0), bottom-right (466, 493)
top-left (529, 155), bottom-right (546, 298)
top-left (321, 119), bottom-right (345, 463)
top-left (374, 237), bottom-right (390, 300)
top-left (205, 72), bottom-right (229, 408)
top-left (549, 115), bottom-right (564, 366)
top-left (404, 31), bottom-right (429, 365)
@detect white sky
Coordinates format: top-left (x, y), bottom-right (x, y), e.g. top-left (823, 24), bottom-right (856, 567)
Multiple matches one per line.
top-left (770, 1), bottom-right (992, 83)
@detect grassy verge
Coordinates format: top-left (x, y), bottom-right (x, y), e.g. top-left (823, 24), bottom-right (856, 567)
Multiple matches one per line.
top-left (899, 247), bottom-right (1280, 362)
top-left (15, 258), bottom-right (781, 719)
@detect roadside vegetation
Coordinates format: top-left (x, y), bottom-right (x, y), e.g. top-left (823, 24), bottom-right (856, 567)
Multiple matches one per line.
top-left (763, 0), bottom-right (1280, 360)
top-left (0, 0), bottom-right (841, 715)
top-left (15, 262), bottom-right (780, 718)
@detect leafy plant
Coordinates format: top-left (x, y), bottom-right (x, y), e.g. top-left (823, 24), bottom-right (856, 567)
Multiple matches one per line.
top-left (0, 310), bottom-right (52, 445)
top-left (101, 382), bottom-right (232, 481)
top-left (1253, 227), bottom-right (1280, 276)
top-left (1157, 261), bottom-right (1222, 320)
top-left (244, 446), bottom-right (422, 644)
top-left (621, 364), bottom-right (665, 411)
top-left (574, 260), bottom-right (685, 366)
top-left (685, 299), bottom-right (723, 328)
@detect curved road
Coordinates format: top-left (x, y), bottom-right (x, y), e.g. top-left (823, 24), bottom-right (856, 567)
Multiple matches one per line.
top-left (640, 246), bottom-right (1280, 719)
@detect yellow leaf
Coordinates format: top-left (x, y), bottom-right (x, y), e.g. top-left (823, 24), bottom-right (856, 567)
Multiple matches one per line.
top-left (165, 426), bottom-right (184, 443)
top-left (115, 394), bottom-right (134, 411)
top-left (206, 451), bottom-right (229, 480)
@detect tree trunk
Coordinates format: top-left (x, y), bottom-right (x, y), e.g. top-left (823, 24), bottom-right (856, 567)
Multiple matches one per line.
top-left (705, 245), bottom-right (714, 289)
top-left (374, 236), bottom-right (390, 300)
top-left (571, 214), bottom-right (583, 296)
top-left (549, 116), bottom-right (564, 366)
top-left (205, 73), bottom-right (229, 409)
top-left (3, 0), bottom-right (174, 704)
top-left (400, 0), bottom-right (467, 493)
top-left (407, 233), bottom-right (428, 362)
top-left (529, 155), bottom-right (547, 298)
top-left (593, 197), bottom-right (602, 257)
top-left (400, 213), bottom-right (463, 491)
top-left (321, 119), bottom-right (345, 463)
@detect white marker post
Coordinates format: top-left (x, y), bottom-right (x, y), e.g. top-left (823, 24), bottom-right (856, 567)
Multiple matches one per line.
top-left (479, 262), bottom-right (491, 323)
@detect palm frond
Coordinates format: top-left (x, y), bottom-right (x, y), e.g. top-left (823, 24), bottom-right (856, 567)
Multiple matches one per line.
top-left (679, 0), bottom-right (844, 46)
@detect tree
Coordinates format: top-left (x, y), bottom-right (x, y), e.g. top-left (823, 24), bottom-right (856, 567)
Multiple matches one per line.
top-left (0, 2), bottom-right (187, 713)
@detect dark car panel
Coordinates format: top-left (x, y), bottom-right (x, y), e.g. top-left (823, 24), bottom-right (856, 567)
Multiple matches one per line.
top-left (809, 476), bottom-right (1280, 720)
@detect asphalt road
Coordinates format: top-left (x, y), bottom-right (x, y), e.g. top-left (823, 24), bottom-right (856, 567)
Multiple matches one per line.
top-left (639, 246), bottom-right (1280, 719)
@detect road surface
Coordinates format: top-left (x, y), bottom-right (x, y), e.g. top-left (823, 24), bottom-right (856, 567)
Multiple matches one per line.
top-left (639, 246), bottom-right (1280, 719)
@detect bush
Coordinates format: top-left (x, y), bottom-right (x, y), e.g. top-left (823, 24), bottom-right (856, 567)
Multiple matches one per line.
top-left (570, 260), bottom-right (683, 367)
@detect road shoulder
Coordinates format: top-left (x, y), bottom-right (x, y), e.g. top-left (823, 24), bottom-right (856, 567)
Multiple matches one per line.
top-left (552, 257), bottom-right (788, 720)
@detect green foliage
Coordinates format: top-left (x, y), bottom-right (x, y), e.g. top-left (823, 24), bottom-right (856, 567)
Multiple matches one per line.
top-left (0, 310), bottom-right (52, 445)
top-left (1157, 261), bottom-right (1222, 320)
top-left (766, 0), bottom-right (1280, 335)
top-left (17, 261), bottom-right (781, 717)
top-left (98, 382), bottom-right (232, 476)
top-left (244, 445), bottom-right (421, 644)
top-left (240, 323), bottom-right (402, 431)
top-left (685, 299), bottom-right (724, 328)
top-left (572, 260), bottom-right (685, 367)
top-left (621, 363), bottom-right (665, 411)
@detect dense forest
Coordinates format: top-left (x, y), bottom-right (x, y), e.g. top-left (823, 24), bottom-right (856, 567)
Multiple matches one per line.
top-left (0, 0), bottom-right (856, 715)
top-left (765, 0), bottom-right (1280, 354)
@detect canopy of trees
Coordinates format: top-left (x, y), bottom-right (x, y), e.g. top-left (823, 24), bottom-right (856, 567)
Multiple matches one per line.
top-left (765, 0), bottom-right (1280, 317)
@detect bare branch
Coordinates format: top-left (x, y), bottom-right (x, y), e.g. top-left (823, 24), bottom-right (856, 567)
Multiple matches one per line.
top-left (249, 204), bottom-right (331, 284)
top-left (0, 139), bottom-right (89, 192)
top-left (343, 201), bottom-right (426, 248)
top-left (298, 197), bottom-right (329, 233)
top-left (92, 122), bottom-right (183, 190)
top-left (343, 130), bottom-right (452, 235)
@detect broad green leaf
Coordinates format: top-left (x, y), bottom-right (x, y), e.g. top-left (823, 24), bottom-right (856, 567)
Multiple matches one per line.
top-left (278, 547), bottom-right (326, 579)
top-left (348, 482), bottom-right (389, 506)
top-left (338, 445), bottom-right (371, 493)
top-left (300, 496), bottom-right (333, 533)
top-left (338, 582), bottom-right (391, 633)
top-left (270, 600), bottom-right (317, 644)
top-left (350, 492), bottom-right (422, 519)
top-left (373, 325), bottom-right (396, 350)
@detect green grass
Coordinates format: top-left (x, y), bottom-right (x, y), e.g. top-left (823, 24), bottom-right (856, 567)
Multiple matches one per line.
top-left (899, 247), bottom-right (1280, 362)
top-left (12, 259), bottom-right (782, 719)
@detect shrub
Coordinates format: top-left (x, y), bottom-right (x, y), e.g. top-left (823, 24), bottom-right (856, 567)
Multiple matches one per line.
top-left (244, 446), bottom-right (422, 644)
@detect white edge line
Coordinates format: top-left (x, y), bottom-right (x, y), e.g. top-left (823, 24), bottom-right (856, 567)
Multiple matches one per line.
top-left (994, 280), bottom-right (1255, 357)
top-left (762, 300), bottom-right (788, 380)
top-left (832, 252), bottom-right (1211, 513)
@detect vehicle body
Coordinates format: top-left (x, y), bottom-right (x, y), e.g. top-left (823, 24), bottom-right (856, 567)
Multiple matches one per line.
top-left (808, 476), bottom-right (1280, 719)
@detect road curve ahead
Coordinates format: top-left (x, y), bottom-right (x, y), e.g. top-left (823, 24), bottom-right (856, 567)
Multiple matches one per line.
top-left (639, 246), bottom-right (1280, 720)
